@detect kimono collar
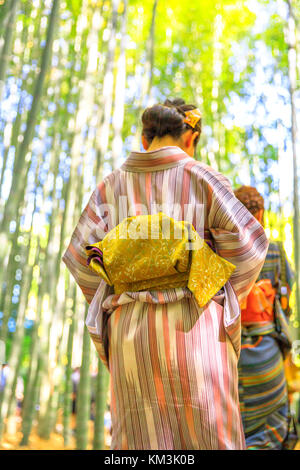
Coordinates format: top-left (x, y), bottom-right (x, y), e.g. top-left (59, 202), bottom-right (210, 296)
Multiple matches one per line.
top-left (121, 146), bottom-right (193, 172)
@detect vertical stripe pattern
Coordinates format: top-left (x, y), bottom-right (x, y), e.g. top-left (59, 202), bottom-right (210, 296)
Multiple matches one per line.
top-left (62, 146), bottom-right (269, 449)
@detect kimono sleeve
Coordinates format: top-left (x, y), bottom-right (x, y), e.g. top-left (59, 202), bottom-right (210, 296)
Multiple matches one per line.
top-left (208, 176), bottom-right (269, 305)
top-left (62, 184), bottom-right (110, 305)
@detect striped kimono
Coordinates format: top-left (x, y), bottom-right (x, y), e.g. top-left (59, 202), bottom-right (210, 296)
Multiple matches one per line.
top-left (62, 146), bottom-right (269, 450)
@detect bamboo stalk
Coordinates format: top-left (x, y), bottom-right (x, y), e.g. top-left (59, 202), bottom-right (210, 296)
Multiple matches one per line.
top-left (1, 0), bottom-right (61, 235)
top-left (286, 0), bottom-right (300, 331)
top-left (75, 310), bottom-right (91, 450)
top-left (93, 358), bottom-right (109, 450)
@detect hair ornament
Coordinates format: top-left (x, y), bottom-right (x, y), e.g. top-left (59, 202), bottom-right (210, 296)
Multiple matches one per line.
top-left (183, 109), bottom-right (202, 128)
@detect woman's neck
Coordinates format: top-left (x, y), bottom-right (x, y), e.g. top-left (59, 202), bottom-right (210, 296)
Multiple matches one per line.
top-left (147, 137), bottom-right (181, 152)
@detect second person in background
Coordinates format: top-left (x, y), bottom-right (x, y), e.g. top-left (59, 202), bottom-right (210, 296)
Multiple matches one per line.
top-left (235, 185), bottom-right (296, 450)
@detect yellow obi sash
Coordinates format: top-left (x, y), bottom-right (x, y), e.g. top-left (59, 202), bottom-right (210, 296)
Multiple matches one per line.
top-left (85, 213), bottom-right (236, 308)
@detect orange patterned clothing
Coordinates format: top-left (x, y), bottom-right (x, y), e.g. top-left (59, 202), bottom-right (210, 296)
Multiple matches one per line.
top-left (241, 279), bottom-right (276, 324)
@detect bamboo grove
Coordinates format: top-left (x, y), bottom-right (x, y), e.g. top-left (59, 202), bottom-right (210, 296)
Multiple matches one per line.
top-left (0, 0), bottom-right (299, 450)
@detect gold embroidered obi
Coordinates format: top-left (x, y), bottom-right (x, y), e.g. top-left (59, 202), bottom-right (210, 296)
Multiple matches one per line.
top-left (85, 213), bottom-right (236, 308)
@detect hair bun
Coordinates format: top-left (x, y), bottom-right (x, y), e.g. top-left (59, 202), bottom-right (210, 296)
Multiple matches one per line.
top-left (141, 97), bottom-right (202, 145)
top-left (234, 186), bottom-right (264, 215)
top-left (142, 104), bottom-right (184, 142)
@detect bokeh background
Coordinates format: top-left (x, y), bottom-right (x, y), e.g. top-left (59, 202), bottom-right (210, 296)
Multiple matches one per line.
top-left (0, 0), bottom-right (299, 450)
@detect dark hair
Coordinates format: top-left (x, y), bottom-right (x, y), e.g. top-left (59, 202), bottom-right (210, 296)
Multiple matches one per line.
top-left (141, 98), bottom-right (202, 146)
top-left (234, 186), bottom-right (264, 215)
